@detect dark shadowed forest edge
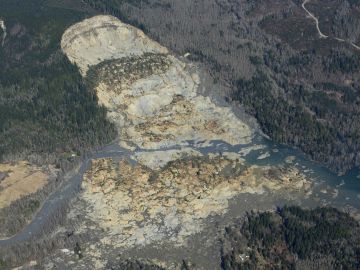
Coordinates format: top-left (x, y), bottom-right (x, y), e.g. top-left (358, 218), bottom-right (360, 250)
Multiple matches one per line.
top-left (83, 0), bottom-right (360, 175)
top-left (2, 206), bottom-right (357, 270)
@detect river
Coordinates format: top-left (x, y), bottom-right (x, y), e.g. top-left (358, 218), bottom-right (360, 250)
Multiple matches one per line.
top-left (0, 131), bottom-right (359, 247)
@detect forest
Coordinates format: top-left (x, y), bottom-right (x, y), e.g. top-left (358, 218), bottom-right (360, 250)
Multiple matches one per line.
top-left (221, 206), bottom-right (360, 270)
top-left (0, 0), bottom-right (116, 164)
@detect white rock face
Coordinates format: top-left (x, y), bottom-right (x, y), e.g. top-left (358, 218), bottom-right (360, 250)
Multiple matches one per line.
top-left (0, 19), bottom-right (6, 46)
top-left (61, 15), bottom-right (168, 75)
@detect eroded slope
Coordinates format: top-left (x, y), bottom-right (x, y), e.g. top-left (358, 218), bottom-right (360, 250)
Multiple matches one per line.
top-left (62, 16), bottom-right (253, 150)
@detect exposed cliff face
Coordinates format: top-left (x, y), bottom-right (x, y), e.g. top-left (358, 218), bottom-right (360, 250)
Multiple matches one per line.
top-left (61, 15), bottom-right (168, 76)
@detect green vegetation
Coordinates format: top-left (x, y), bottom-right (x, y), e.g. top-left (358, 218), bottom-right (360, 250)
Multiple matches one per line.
top-left (0, 0), bottom-right (116, 163)
top-left (23, 199), bottom-right (40, 216)
top-left (306, 0), bottom-right (360, 43)
top-left (222, 206), bottom-right (360, 270)
top-left (323, 51), bottom-right (360, 73)
top-left (233, 67), bottom-right (360, 172)
top-left (82, 0), bottom-right (148, 31)
top-left (74, 242), bottom-right (83, 259)
top-left (0, 259), bottom-right (6, 270)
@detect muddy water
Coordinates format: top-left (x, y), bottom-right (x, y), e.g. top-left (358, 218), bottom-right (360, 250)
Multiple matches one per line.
top-left (120, 136), bottom-right (360, 269)
top-left (196, 135), bottom-right (360, 210)
top-left (248, 135), bottom-right (360, 211)
top-left (117, 135), bottom-right (360, 269)
top-left (0, 144), bottom-right (132, 246)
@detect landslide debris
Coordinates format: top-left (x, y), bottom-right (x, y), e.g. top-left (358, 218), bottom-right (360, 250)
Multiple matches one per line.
top-left (81, 156), bottom-right (310, 247)
top-left (61, 15), bottom-right (253, 150)
top-left (59, 15), bottom-right (312, 265)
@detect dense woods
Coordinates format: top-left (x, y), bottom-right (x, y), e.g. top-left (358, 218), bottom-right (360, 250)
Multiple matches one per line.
top-left (0, 0), bottom-right (116, 164)
top-left (306, 0), bottom-right (360, 44)
top-left (221, 206), bottom-right (360, 270)
top-left (233, 73), bottom-right (335, 162)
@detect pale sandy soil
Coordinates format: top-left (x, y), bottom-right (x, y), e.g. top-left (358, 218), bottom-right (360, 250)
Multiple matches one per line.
top-left (61, 16), bottom-right (253, 151)
top-left (78, 155), bottom-right (310, 249)
top-left (61, 15), bottom-right (168, 76)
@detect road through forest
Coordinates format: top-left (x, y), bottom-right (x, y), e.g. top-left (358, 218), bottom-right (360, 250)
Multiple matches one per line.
top-left (301, 0), bottom-right (360, 50)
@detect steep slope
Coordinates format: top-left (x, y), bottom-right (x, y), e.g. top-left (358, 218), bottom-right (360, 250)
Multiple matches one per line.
top-left (61, 15), bottom-right (168, 76)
